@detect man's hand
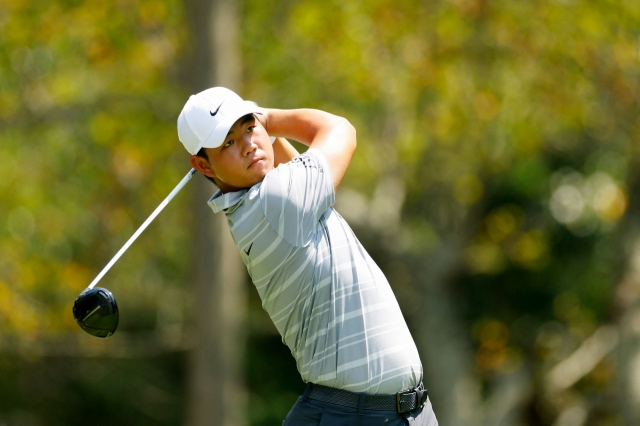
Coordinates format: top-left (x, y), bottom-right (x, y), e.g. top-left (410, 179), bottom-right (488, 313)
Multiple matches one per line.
top-left (254, 107), bottom-right (269, 129)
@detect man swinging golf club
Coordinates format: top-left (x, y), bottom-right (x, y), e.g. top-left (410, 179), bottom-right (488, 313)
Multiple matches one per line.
top-left (178, 87), bottom-right (438, 425)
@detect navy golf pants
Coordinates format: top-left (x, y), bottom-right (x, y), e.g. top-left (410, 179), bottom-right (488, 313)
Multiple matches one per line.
top-left (282, 387), bottom-right (439, 426)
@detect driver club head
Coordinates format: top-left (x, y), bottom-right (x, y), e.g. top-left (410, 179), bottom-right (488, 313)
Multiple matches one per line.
top-left (73, 287), bottom-right (119, 338)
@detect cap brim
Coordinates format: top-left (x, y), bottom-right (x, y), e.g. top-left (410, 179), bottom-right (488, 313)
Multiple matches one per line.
top-left (201, 101), bottom-right (261, 149)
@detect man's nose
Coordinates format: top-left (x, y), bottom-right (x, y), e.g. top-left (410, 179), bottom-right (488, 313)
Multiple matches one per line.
top-left (241, 135), bottom-right (256, 156)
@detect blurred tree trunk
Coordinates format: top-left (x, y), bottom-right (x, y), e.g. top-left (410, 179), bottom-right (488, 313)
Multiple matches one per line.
top-left (183, 0), bottom-right (246, 425)
top-left (408, 229), bottom-right (483, 426)
top-left (354, 85), bottom-right (485, 425)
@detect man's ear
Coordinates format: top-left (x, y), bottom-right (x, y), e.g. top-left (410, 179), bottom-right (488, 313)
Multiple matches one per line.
top-left (190, 155), bottom-right (217, 179)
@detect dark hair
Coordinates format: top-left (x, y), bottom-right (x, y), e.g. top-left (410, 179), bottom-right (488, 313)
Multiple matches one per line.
top-left (196, 148), bottom-right (218, 186)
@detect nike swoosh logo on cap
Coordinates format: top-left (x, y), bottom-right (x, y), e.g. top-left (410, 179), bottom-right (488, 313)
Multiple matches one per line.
top-left (244, 242), bottom-right (253, 256)
top-left (210, 101), bottom-right (224, 116)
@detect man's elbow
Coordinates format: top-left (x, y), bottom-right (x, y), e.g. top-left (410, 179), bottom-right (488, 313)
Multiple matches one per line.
top-left (336, 116), bottom-right (357, 152)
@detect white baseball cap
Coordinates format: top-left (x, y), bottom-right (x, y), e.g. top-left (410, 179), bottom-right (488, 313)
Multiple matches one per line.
top-left (177, 87), bottom-right (261, 155)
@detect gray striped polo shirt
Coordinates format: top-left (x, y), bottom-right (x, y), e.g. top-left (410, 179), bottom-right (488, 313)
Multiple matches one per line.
top-left (208, 149), bottom-right (422, 394)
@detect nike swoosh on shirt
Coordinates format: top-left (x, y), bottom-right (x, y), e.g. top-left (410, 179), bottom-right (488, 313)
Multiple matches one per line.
top-left (244, 242), bottom-right (253, 256)
top-left (210, 101), bottom-right (224, 116)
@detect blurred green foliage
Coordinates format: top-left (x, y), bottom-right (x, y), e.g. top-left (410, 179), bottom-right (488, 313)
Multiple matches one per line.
top-left (1, 0), bottom-right (639, 424)
top-left (243, 0), bottom-right (639, 423)
top-left (0, 0), bottom-right (188, 335)
top-left (0, 354), bottom-right (185, 425)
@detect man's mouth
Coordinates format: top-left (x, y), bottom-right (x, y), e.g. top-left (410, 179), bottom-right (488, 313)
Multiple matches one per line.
top-left (248, 158), bottom-right (263, 168)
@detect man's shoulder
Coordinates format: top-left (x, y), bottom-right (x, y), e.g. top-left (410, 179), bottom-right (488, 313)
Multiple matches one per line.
top-left (289, 149), bottom-right (327, 171)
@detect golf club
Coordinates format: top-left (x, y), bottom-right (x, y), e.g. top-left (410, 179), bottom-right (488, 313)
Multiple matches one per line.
top-left (73, 168), bottom-right (197, 338)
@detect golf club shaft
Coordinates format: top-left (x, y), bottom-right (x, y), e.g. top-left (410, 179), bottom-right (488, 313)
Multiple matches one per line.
top-left (87, 168), bottom-right (197, 290)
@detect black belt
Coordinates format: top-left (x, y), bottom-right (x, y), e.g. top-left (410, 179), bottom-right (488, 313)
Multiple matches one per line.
top-left (306, 382), bottom-right (428, 414)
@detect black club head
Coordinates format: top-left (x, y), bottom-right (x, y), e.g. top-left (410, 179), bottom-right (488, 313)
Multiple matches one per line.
top-left (73, 287), bottom-right (119, 338)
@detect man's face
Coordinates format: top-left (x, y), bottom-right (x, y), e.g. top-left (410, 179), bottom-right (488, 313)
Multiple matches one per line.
top-left (202, 114), bottom-right (274, 192)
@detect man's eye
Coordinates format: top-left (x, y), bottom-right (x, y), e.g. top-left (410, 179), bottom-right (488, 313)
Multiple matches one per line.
top-left (224, 140), bottom-right (234, 147)
top-left (247, 126), bottom-right (255, 133)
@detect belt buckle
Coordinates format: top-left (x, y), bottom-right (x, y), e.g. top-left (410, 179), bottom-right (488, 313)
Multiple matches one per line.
top-left (396, 389), bottom-right (415, 414)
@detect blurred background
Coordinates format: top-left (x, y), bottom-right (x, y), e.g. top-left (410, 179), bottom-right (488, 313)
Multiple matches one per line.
top-left (1, 0), bottom-right (639, 425)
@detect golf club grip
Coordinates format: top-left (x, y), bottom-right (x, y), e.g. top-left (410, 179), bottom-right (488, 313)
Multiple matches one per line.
top-left (87, 168), bottom-right (197, 290)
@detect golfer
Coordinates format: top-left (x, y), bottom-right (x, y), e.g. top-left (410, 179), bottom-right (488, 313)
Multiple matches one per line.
top-left (177, 87), bottom-right (438, 425)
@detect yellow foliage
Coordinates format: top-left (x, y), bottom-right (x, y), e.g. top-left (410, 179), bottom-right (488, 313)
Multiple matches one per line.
top-left (49, 72), bottom-right (84, 105)
top-left (454, 174), bottom-right (484, 205)
top-left (593, 182), bottom-right (627, 222)
top-left (37, 206), bottom-right (66, 241)
top-left (140, 0), bottom-right (167, 28)
top-left (86, 37), bottom-right (116, 66)
top-left (473, 91), bottom-right (500, 121)
top-left (291, 1), bottom-right (326, 39)
top-left (510, 230), bottom-right (549, 270)
top-left (60, 262), bottom-right (92, 292)
top-left (484, 205), bottom-right (524, 243)
top-left (90, 112), bottom-right (122, 145)
top-left (7, 206), bottom-right (35, 241)
top-left (465, 241), bottom-right (506, 275)
top-left (0, 280), bottom-right (39, 332)
top-left (435, 10), bottom-right (472, 48)
top-left (0, 0), bottom-right (184, 340)
top-left (105, 207), bottom-right (133, 235)
top-left (2, 0), bottom-right (27, 10)
top-left (0, 92), bottom-right (20, 118)
top-left (18, 262), bottom-right (36, 290)
top-left (112, 145), bottom-right (145, 187)
top-left (475, 320), bottom-right (511, 371)
top-left (480, 320), bottom-right (510, 349)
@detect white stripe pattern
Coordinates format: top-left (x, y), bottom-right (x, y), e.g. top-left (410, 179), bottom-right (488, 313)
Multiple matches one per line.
top-left (208, 149), bottom-right (422, 394)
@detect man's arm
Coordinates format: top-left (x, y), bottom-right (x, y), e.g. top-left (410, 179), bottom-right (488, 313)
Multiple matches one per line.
top-left (272, 137), bottom-right (300, 167)
top-left (259, 108), bottom-right (357, 192)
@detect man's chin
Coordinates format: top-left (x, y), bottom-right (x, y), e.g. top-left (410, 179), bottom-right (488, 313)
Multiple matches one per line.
top-left (242, 170), bottom-right (270, 189)
top-left (254, 163), bottom-right (274, 178)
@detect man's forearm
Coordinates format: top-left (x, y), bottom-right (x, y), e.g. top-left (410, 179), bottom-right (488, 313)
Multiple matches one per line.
top-left (260, 108), bottom-right (347, 147)
top-left (273, 137), bottom-right (300, 166)
top-left (258, 107), bottom-right (357, 191)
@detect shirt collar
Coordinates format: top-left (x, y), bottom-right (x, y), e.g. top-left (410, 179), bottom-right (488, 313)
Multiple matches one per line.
top-left (207, 189), bottom-right (248, 213)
